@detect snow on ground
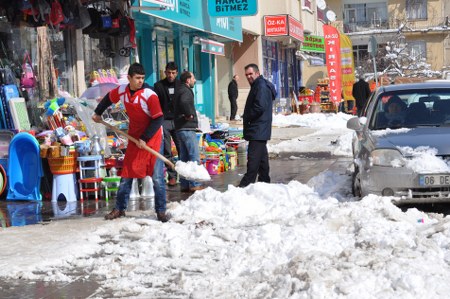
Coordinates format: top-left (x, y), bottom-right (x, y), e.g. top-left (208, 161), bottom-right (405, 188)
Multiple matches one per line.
top-left (270, 112), bottom-right (355, 156)
top-left (2, 113), bottom-right (450, 298)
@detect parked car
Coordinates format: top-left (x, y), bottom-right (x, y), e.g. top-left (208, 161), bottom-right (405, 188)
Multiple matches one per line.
top-left (347, 81), bottom-right (450, 204)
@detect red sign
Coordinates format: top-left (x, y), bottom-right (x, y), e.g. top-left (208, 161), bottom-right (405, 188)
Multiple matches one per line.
top-left (264, 15), bottom-right (288, 36)
top-left (288, 16), bottom-right (304, 42)
top-left (264, 15), bottom-right (304, 42)
top-left (323, 25), bottom-right (342, 105)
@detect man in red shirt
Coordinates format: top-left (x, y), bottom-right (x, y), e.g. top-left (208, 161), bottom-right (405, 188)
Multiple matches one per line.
top-left (92, 63), bottom-right (168, 222)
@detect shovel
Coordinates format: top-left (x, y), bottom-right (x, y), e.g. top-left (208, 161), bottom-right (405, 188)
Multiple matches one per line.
top-left (99, 119), bottom-right (175, 170)
top-left (99, 120), bottom-right (210, 182)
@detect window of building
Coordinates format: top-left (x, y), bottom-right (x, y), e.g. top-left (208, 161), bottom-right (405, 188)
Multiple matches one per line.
top-left (406, 0), bottom-right (427, 20)
top-left (352, 44), bottom-right (369, 68)
top-left (409, 41), bottom-right (426, 60)
top-left (344, 3), bottom-right (387, 26)
top-left (317, 9), bottom-right (325, 23)
top-left (303, 0), bottom-right (312, 10)
top-left (262, 39), bottom-right (277, 83)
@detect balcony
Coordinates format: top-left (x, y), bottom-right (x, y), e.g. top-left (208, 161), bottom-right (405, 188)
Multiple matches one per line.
top-left (343, 20), bottom-right (390, 33)
top-left (344, 17), bottom-right (450, 34)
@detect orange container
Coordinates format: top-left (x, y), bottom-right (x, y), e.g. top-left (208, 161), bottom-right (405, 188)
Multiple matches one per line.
top-left (47, 151), bottom-right (78, 174)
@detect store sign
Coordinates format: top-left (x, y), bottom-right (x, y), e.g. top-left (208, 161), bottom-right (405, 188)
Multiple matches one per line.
top-left (138, 0), bottom-right (242, 42)
top-left (199, 38), bottom-right (225, 56)
top-left (288, 16), bottom-right (303, 42)
top-left (264, 15), bottom-right (304, 42)
top-left (323, 24), bottom-right (342, 105)
top-left (140, 0), bottom-right (175, 8)
top-left (300, 35), bottom-right (325, 53)
top-left (264, 15), bottom-right (288, 36)
top-left (208, 0), bottom-right (258, 17)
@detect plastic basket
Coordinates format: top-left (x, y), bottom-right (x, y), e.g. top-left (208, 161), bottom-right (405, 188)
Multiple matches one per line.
top-left (47, 151), bottom-right (78, 174)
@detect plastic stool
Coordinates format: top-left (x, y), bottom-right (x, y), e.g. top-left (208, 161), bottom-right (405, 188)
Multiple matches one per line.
top-left (77, 155), bottom-right (103, 202)
top-left (103, 176), bottom-right (121, 201)
top-left (52, 173), bottom-right (78, 202)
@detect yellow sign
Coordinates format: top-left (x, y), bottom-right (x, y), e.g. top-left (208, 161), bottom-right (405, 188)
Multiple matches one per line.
top-left (340, 33), bottom-right (355, 102)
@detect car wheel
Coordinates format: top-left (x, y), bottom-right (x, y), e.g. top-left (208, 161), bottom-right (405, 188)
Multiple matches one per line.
top-left (352, 167), bottom-right (362, 198)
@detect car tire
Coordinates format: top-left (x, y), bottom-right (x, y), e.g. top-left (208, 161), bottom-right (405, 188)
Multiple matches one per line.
top-left (352, 166), bottom-right (362, 198)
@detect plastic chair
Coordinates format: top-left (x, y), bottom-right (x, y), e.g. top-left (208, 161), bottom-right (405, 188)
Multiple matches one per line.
top-left (77, 155), bottom-right (103, 201)
top-left (102, 176), bottom-right (121, 202)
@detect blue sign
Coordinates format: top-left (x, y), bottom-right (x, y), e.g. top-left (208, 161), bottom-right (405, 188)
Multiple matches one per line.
top-left (208, 0), bottom-right (258, 17)
top-left (137, 0), bottom-right (243, 42)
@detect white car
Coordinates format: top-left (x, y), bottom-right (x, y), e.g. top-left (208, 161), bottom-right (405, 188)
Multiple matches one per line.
top-left (347, 81), bottom-right (450, 203)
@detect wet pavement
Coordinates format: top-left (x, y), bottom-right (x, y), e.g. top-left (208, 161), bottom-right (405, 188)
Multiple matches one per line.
top-left (0, 152), bottom-right (352, 299)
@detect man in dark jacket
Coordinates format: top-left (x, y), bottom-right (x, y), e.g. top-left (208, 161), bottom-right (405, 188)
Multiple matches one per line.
top-left (238, 63), bottom-right (276, 188)
top-left (153, 62), bottom-right (181, 186)
top-left (227, 74), bottom-right (239, 120)
top-left (352, 75), bottom-right (371, 116)
top-left (173, 71), bottom-right (205, 193)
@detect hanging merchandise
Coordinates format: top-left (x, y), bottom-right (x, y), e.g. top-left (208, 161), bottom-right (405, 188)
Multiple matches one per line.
top-left (49, 0), bottom-right (65, 26)
top-left (77, 0), bottom-right (92, 29)
top-left (109, 9), bottom-right (131, 37)
top-left (37, 26), bottom-right (58, 99)
top-left (20, 51), bottom-right (36, 89)
top-left (127, 17), bottom-right (136, 48)
top-left (36, 0), bottom-right (51, 23)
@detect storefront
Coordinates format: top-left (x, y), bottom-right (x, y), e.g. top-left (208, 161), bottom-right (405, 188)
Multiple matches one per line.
top-left (132, 0), bottom-right (243, 121)
top-left (0, 1), bottom-right (137, 131)
top-left (262, 14), bottom-right (303, 98)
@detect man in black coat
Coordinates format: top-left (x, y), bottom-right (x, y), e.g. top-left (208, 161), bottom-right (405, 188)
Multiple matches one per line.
top-left (352, 75), bottom-right (371, 116)
top-left (227, 74), bottom-right (239, 120)
top-left (153, 62), bottom-right (181, 186)
top-left (238, 63), bottom-right (276, 188)
top-left (173, 71), bottom-right (204, 193)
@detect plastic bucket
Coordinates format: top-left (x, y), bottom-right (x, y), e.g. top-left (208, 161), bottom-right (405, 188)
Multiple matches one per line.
top-left (206, 158), bottom-right (219, 175)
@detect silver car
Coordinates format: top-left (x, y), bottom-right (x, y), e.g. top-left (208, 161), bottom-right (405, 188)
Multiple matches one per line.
top-left (347, 81), bottom-right (450, 203)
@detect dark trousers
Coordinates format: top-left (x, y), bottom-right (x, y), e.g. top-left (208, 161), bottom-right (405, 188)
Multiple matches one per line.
top-left (238, 140), bottom-right (270, 187)
top-left (163, 119), bottom-right (181, 179)
top-left (229, 97), bottom-right (238, 120)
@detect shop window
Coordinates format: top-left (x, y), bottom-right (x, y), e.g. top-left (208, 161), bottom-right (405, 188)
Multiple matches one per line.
top-left (156, 35), bottom-right (174, 80)
top-left (83, 36), bottom-right (114, 87)
top-left (182, 47), bottom-right (189, 72)
top-left (193, 44), bottom-right (202, 80)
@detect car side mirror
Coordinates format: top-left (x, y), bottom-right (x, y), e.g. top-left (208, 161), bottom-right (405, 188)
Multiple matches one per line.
top-left (347, 116), bottom-right (363, 131)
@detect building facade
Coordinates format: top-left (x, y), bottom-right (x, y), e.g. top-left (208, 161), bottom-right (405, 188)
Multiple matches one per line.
top-left (328, 0), bottom-right (450, 80)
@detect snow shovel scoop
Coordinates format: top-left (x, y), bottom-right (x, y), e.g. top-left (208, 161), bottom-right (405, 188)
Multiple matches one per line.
top-left (99, 120), bottom-right (211, 182)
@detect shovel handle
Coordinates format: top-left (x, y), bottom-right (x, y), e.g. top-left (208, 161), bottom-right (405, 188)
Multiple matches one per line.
top-left (99, 120), bottom-right (175, 170)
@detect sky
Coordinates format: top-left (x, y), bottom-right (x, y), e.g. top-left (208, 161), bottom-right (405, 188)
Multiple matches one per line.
top-left (2, 112), bottom-right (450, 298)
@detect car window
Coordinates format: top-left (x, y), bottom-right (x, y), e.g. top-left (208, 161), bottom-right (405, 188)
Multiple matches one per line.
top-left (369, 89), bottom-right (450, 130)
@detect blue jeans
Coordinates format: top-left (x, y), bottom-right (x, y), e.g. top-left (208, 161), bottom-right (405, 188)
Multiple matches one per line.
top-left (115, 139), bottom-right (166, 213)
top-left (176, 130), bottom-right (202, 189)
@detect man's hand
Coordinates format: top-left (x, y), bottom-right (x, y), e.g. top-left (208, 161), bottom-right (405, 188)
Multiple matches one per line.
top-left (92, 114), bottom-right (102, 123)
top-left (137, 139), bottom-right (146, 149)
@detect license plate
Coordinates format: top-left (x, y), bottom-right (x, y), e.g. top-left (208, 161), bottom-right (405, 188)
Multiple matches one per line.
top-left (419, 174), bottom-right (450, 186)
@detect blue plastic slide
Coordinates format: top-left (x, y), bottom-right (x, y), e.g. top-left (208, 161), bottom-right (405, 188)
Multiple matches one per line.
top-left (7, 132), bottom-right (43, 201)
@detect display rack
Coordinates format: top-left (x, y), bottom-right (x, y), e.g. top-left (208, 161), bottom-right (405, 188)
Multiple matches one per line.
top-left (316, 78), bottom-right (336, 113)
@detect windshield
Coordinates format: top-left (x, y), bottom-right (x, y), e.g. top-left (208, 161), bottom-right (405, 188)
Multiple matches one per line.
top-left (369, 89), bottom-right (450, 130)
